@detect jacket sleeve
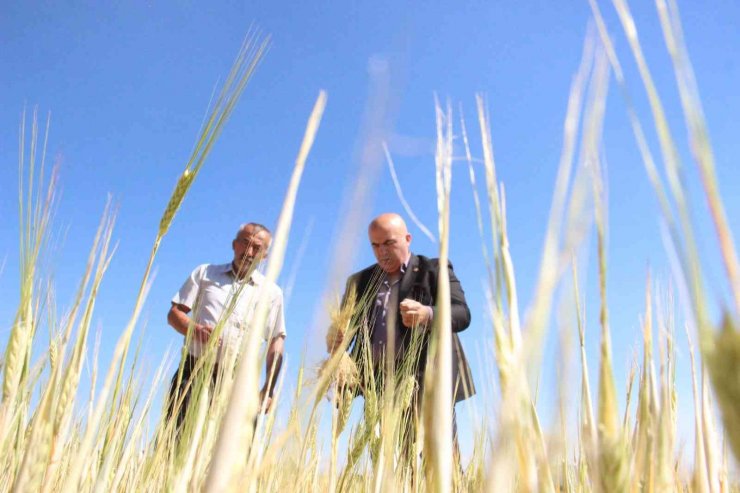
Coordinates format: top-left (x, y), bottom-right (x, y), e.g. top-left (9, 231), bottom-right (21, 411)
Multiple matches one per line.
top-left (341, 274), bottom-right (363, 349)
top-left (340, 275), bottom-right (357, 309)
top-left (446, 261), bottom-right (471, 333)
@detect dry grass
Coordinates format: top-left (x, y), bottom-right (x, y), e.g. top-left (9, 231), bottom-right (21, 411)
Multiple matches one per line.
top-left (3, 2), bottom-right (740, 491)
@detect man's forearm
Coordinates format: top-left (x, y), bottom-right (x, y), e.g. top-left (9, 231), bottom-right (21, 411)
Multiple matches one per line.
top-left (448, 266), bottom-right (471, 332)
top-left (168, 305), bottom-right (194, 336)
top-left (263, 336), bottom-right (285, 396)
top-left (450, 302), bottom-right (471, 332)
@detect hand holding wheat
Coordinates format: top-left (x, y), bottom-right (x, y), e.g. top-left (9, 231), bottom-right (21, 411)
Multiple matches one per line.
top-left (194, 323), bottom-right (214, 343)
top-left (325, 325), bottom-right (344, 353)
top-left (400, 298), bottom-right (432, 328)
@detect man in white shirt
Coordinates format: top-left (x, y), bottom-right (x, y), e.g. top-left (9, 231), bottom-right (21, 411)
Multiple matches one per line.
top-left (166, 223), bottom-right (286, 428)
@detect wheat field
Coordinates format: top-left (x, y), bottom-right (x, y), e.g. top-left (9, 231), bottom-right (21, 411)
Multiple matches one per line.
top-left (2, 1), bottom-right (740, 492)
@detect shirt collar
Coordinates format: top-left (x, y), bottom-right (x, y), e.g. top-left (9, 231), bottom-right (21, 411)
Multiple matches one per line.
top-left (401, 251), bottom-right (412, 273)
top-left (223, 262), bottom-right (262, 285)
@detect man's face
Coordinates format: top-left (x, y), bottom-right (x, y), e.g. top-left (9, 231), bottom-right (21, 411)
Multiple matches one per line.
top-left (369, 224), bottom-right (411, 275)
top-left (232, 225), bottom-right (270, 274)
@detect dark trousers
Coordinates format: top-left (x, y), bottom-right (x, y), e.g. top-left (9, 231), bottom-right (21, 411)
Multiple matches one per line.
top-left (396, 398), bottom-right (460, 462)
top-left (165, 354), bottom-right (219, 432)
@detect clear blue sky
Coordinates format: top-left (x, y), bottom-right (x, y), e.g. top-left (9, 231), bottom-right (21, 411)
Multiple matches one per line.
top-left (2, 1), bottom-right (739, 462)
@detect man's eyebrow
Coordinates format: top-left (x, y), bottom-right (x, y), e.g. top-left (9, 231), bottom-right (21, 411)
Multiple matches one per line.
top-left (370, 239), bottom-right (397, 246)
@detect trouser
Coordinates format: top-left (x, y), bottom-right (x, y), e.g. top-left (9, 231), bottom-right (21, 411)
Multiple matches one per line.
top-left (359, 374), bottom-right (459, 460)
top-left (396, 395), bottom-right (460, 464)
top-left (165, 353), bottom-right (219, 432)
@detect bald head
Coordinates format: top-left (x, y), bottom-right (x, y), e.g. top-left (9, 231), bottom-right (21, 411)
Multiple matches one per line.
top-left (368, 213), bottom-right (408, 235)
top-left (368, 213), bottom-right (412, 275)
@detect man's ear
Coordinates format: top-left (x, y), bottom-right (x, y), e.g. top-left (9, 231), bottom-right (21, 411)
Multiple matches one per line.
top-left (232, 239), bottom-right (237, 251)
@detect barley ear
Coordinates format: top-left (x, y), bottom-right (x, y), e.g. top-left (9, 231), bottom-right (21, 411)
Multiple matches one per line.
top-left (157, 169), bottom-right (194, 238)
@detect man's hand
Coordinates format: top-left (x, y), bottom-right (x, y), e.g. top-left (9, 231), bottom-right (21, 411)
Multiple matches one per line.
top-left (194, 323), bottom-right (214, 343)
top-left (168, 304), bottom-right (217, 344)
top-left (400, 298), bottom-right (433, 329)
top-left (326, 326), bottom-right (344, 353)
top-left (259, 387), bottom-right (273, 413)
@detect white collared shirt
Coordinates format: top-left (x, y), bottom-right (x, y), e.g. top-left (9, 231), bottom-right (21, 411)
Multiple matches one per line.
top-left (172, 263), bottom-right (286, 361)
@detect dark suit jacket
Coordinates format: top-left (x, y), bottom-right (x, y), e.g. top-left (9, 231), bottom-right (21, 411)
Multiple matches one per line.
top-left (342, 253), bottom-right (475, 403)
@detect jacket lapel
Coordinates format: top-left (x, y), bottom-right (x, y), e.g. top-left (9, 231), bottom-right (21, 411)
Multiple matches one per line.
top-left (359, 265), bottom-right (382, 325)
top-left (398, 253), bottom-right (418, 303)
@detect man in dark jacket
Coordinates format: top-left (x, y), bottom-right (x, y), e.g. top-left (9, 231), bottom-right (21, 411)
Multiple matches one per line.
top-left (328, 213), bottom-right (474, 458)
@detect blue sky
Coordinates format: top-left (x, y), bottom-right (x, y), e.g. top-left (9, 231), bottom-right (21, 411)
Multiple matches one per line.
top-left (2, 1), bottom-right (740, 463)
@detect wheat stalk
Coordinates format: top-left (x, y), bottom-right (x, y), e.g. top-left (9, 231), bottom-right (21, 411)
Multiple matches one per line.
top-left (206, 90), bottom-right (326, 492)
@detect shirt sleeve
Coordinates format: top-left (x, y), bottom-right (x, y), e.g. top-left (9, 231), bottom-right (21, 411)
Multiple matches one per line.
top-left (265, 288), bottom-right (286, 340)
top-left (172, 264), bottom-right (206, 310)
